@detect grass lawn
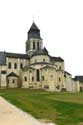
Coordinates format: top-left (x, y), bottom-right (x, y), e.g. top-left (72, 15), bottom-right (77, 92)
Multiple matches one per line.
top-left (0, 89), bottom-right (83, 125)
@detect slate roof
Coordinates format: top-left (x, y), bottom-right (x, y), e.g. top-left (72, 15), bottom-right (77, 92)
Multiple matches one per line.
top-left (28, 22), bottom-right (41, 39)
top-left (28, 22), bottom-right (40, 32)
top-left (0, 51), bottom-right (29, 66)
top-left (7, 72), bottom-right (19, 77)
top-left (50, 56), bottom-right (64, 62)
top-left (74, 76), bottom-right (83, 82)
top-left (5, 52), bottom-right (29, 59)
top-left (31, 48), bottom-right (48, 57)
top-left (43, 47), bottom-right (48, 53)
top-left (64, 71), bottom-right (71, 76)
top-left (0, 52), bottom-right (6, 65)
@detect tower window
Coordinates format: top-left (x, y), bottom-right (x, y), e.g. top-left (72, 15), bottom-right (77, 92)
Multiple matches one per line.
top-left (14, 63), bottom-right (17, 69)
top-left (37, 42), bottom-right (40, 50)
top-left (33, 41), bottom-right (36, 49)
top-left (8, 62), bottom-right (11, 69)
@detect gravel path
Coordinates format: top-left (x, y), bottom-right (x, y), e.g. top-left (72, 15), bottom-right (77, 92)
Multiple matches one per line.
top-left (0, 96), bottom-right (55, 125)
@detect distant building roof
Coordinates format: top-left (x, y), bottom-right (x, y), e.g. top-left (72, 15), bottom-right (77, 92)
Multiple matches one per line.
top-left (7, 72), bottom-right (19, 77)
top-left (74, 76), bottom-right (83, 82)
top-left (50, 56), bottom-right (64, 62)
top-left (5, 52), bottom-right (29, 59)
top-left (0, 52), bottom-right (6, 65)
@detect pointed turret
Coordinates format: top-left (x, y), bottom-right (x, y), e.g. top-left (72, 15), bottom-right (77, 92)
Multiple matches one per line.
top-left (28, 22), bottom-right (41, 39)
top-left (26, 22), bottom-right (43, 56)
top-left (28, 22), bottom-right (40, 32)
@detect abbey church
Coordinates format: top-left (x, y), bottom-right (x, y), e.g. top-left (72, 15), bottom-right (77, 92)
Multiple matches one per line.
top-left (0, 22), bottom-right (83, 92)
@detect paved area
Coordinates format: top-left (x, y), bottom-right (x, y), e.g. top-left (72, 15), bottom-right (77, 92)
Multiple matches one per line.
top-left (0, 96), bottom-right (55, 125)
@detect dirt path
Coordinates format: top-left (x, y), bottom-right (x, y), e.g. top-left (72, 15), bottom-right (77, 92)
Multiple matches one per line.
top-left (0, 96), bottom-right (55, 125)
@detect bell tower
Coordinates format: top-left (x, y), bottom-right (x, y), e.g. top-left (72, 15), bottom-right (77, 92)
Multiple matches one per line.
top-left (26, 22), bottom-right (43, 56)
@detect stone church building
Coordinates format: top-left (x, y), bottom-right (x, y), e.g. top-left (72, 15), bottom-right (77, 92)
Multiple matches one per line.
top-left (0, 22), bottom-right (83, 92)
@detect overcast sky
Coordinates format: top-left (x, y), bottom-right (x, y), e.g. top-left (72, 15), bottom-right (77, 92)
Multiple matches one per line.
top-left (0, 0), bottom-right (83, 77)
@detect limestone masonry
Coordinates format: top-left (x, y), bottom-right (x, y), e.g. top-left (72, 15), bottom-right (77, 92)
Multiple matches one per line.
top-left (0, 22), bottom-right (83, 92)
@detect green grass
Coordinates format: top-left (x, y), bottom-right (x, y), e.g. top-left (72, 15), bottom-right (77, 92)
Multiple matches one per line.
top-left (0, 89), bottom-right (83, 125)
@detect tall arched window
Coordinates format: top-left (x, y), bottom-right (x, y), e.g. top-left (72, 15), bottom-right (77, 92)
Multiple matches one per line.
top-left (43, 59), bottom-right (45, 62)
top-left (37, 42), bottom-right (39, 50)
top-left (33, 41), bottom-right (36, 49)
top-left (8, 62), bottom-right (11, 69)
top-left (24, 76), bottom-right (27, 81)
top-left (14, 63), bottom-right (17, 69)
top-left (20, 63), bottom-right (23, 69)
top-left (59, 66), bottom-right (61, 70)
top-left (36, 69), bottom-right (40, 81)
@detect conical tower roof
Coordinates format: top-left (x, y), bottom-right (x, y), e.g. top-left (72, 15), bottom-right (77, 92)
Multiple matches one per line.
top-left (28, 22), bottom-right (40, 33)
top-left (28, 22), bottom-right (41, 39)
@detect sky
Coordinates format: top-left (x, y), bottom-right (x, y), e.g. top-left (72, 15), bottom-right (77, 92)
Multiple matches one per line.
top-left (0, 0), bottom-right (83, 77)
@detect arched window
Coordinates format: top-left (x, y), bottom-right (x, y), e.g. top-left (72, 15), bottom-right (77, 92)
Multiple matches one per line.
top-left (20, 63), bottom-right (23, 69)
top-left (24, 76), bottom-right (27, 81)
top-left (8, 62), bottom-right (11, 69)
top-left (32, 77), bottom-right (34, 81)
top-left (33, 41), bottom-right (36, 49)
top-left (36, 69), bottom-right (40, 81)
top-left (37, 42), bottom-right (40, 50)
top-left (14, 63), bottom-right (17, 69)
top-left (12, 79), bottom-right (15, 83)
top-left (43, 59), bottom-right (45, 62)
top-left (59, 77), bottom-right (61, 82)
top-left (59, 66), bottom-right (61, 70)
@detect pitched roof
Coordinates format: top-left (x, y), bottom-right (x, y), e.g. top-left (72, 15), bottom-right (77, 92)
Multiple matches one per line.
top-left (7, 72), bottom-right (19, 77)
top-left (0, 52), bottom-right (6, 65)
top-left (74, 76), bottom-right (83, 82)
top-left (43, 47), bottom-right (48, 54)
top-left (31, 49), bottom-right (48, 57)
top-left (5, 52), bottom-right (29, 59)
top-left (50, 56), bottom-right (64, 62)
top-left (28, 22), bottom-right (40, 32)
top-left (64, 71), bottom-right (71, 76)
